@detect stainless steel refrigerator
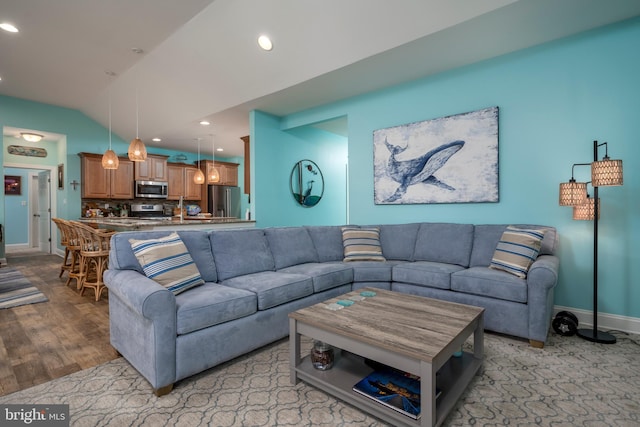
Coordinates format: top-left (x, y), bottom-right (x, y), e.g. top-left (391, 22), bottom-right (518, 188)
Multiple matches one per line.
top-left (208, 185), bottom-right (241, 218)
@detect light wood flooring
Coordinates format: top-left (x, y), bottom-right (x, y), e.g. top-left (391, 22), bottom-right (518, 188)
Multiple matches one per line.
top-left (0, 250), bottom-right (118, 397)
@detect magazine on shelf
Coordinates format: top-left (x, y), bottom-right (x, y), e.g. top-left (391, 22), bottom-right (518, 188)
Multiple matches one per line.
top-left (352, 367), bottom-right (441, 420)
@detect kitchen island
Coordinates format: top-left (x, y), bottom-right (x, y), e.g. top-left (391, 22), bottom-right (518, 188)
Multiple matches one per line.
top-left (79, 217), bottom-right (255, 232)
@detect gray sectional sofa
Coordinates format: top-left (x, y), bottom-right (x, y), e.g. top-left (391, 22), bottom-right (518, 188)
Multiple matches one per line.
top-left (104, 222), bottom-right (559, 395)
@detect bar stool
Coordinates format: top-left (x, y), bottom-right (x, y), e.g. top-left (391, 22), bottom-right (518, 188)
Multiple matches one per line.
top-left (74, 222), bottom-right (115, 301)
top-left (61, 219), bottom-right (84, 289)
top-left (52, 218), bottom-right (73, 278)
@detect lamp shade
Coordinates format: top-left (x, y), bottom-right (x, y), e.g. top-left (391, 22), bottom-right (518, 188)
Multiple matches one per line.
top-left (208, 166), bottom-right (220, 183)
top-left (193, 169), bottom-right (205, 184)
top-left (591, 159), bottom-right (623, 186)
top-left (559, 180), bottom-right (587, 206)
top-left (128, 138), bottom-right (147, 161)
top-left (573, 197), bottom-right (600, 220)
top-left (101, 149), bottom-right (119, 169)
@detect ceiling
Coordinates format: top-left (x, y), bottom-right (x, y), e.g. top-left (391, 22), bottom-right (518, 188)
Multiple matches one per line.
top-left (2, 0), bottom-right (640, 158)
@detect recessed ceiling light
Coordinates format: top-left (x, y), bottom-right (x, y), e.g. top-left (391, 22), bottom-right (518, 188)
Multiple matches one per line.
top-left (0, 23), bottom-right (19, 33)
top-left (216, 148), bottom-right (224, 152)
top-left (257, 35), bottom-right (273, 51)
top-left (200, 120), bottom-right (210, 126)
top-left (152, 138), bottom-right (161, 142)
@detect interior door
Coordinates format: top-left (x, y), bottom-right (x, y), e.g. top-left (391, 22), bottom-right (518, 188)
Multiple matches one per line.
top-left (37, 171), bottom-right (51, 253)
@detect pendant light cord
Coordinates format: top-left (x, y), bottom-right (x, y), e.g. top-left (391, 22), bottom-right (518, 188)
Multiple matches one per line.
top-left (135, 76), bottom-right (139, 139)
top-left (108, 86), bottom-right (112, 149)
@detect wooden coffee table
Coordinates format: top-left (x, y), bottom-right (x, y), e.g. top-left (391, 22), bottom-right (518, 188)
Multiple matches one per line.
top-left (289, 288), bottom-right (484, 427)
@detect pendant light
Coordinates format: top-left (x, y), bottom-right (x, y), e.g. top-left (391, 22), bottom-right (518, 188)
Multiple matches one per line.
top-left (208, 133), bottom-right (220, 183)
top-left (102, 82), bottom-right (119, 169)
top-left (128, 57), bottom-right (147, 161)
top-left (193, 139), bottom-right (205, 184)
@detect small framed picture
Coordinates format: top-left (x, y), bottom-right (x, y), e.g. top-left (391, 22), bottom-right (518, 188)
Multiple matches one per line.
top-left (4, 175), bottom-right (21, 195)
top-left (58, 164), bottom-right (64, 190)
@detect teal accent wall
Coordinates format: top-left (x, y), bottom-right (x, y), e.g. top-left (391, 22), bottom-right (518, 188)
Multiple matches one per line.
top-left (3, 168), bottom-right (30, 245)
top-left (252, 18), bottom-right (640, 319)
top-left (252, 111), bottom-right (347, 227)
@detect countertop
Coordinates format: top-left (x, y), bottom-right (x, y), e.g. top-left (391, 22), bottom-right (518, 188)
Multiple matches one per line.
top-left (78, 216), bottom-right (255, 231)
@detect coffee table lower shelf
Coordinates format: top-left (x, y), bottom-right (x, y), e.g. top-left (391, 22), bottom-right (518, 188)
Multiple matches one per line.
top-left (293, 350), bottom-right (482, 427)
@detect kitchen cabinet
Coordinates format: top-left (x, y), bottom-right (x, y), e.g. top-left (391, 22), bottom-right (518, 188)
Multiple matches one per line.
top-left (79, 153), bottom-right (134, 199)
top-left (202, 160), bottom-right (238, 186)
top-left (134, 154), bottom-right (168, 181)
top-left (167, 163), bottom-right (202, 201)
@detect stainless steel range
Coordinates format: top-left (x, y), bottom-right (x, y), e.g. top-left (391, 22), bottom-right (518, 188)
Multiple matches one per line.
top-left (130, 203), bottom-right (172, 220)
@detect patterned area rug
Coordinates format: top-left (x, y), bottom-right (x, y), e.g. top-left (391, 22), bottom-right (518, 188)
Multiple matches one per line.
top-left (0, 268), bottom-right (48, 309)
top-left (0, 331), bottom-right (639, 426)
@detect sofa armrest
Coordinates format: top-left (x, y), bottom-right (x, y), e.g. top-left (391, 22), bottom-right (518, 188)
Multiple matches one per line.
top-left (105, 269), bottom-right (176, 319)
top-left (528, 255), bottom-right (559, 290)
top-left (104, 269), bottom-right (177, 390)
top-left (526, 255), bottom-right (560, 343)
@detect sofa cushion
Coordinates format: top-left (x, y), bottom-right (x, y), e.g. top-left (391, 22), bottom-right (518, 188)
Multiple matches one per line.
top-left (342, 227), bottom-right (386, 262)
top-left (279, 263), bottom-right (353, 293)
top-left (413, 223), bottom-right (474, 267)
top-left (489, 226), bottom-right (546, 278)
top-left (348, 260), bottom-right (404, 282)
top-left (392, 261), bottom-right (465, 289)
top-left (305, 226), bottom-right (345, 262)
top-left (129, 232), bottom-right (204, 295)
top-left (265, 227), bottom-right (319, 269)
top-left (175, 283), bottom-right (257, 335)
top-left (111, 230), bottom-right (217, 282)
top-left (211, 229), bottom-right (275, 281)
top-left (221, 271), bottom-right (313, 310)
top-left (452, 267), bottom-right (527, 303)
top-left (379, 223), bottom-right (420, 261)
top-left (470, 225), bottom-right (557, 268)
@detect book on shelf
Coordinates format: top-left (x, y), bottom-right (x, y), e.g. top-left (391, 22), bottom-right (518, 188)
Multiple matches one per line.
top-left (352, 366), bottom-right (441, 420)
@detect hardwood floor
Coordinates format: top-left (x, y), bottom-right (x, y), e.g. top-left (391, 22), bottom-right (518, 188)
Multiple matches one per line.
top-left (0, 250), bottom-right (118, 397)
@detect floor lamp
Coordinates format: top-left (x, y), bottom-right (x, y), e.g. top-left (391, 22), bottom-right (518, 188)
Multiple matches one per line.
top-left (559, 140), bottom-right (623, 344)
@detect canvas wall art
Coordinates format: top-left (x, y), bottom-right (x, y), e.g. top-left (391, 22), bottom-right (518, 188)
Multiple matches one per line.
top-left (373, 106), bottom-right (499, 204)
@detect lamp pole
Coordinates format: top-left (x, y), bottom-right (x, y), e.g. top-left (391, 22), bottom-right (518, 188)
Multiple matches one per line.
top-left (575, 141), bottom-right (616, 344)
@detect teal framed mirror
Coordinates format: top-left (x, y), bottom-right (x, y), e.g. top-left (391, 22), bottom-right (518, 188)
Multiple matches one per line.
top-left (290, 160), bottom-right (324, 207)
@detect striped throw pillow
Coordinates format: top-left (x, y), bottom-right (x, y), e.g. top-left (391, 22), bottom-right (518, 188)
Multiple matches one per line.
top-left (129, 232), bottom-right (204, 295)
top-left (489, 226), bottom-right (546, 278)
top-left (342, 227), bottom-right (386, 262)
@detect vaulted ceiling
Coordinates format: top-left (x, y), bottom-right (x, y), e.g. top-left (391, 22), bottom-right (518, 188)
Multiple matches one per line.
top-left (2, 0), bottom-right (640, 157)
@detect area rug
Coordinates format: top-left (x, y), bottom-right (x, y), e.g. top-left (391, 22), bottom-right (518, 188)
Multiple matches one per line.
top-left (0, 268), bottom-right (48, 309)
top-left (0, 331), bottom-right (639, 426)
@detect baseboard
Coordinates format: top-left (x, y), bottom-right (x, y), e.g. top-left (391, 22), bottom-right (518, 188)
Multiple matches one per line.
top-left (5, 243), bottom-right (30, 251)
top-left (554, 305), bottom-right (640, 335)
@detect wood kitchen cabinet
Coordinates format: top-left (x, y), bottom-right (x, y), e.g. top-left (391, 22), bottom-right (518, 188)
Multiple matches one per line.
top-left (201, 160), bottom-right (239, 186)
top-left (134, 154), bottom-right (168, 181)
top-left (79, 152), bottom-right (134, 199)
top-left (167, 163), bottom-right (201, 201)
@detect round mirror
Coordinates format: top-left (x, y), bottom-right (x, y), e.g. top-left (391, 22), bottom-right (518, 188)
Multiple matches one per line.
top-left (290, 160), bottom-right (324, 207)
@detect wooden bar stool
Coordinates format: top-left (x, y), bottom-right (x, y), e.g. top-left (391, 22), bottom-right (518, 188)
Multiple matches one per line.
top-left (52, 218), bottom-right (73, 278)
top-left (61, 219), bottom-right (84, 289)
top-left (74, 222), bottom-right (115, 301)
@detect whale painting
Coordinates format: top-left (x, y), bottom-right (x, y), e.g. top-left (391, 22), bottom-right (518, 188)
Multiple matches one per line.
top-left (374, 107), bottom-right (499, 204)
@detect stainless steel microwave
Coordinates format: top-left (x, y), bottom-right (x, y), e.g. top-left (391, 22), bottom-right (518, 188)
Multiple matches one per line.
top-left (135, 180), bottom-right (168, 199)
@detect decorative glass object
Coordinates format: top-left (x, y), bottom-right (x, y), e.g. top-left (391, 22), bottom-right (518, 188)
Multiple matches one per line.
top-left (310, 340), bottom-right (334, 370)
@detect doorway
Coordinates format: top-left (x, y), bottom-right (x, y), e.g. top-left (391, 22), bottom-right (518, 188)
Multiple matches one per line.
top-left (3, 165), bottom-right (56, 257)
